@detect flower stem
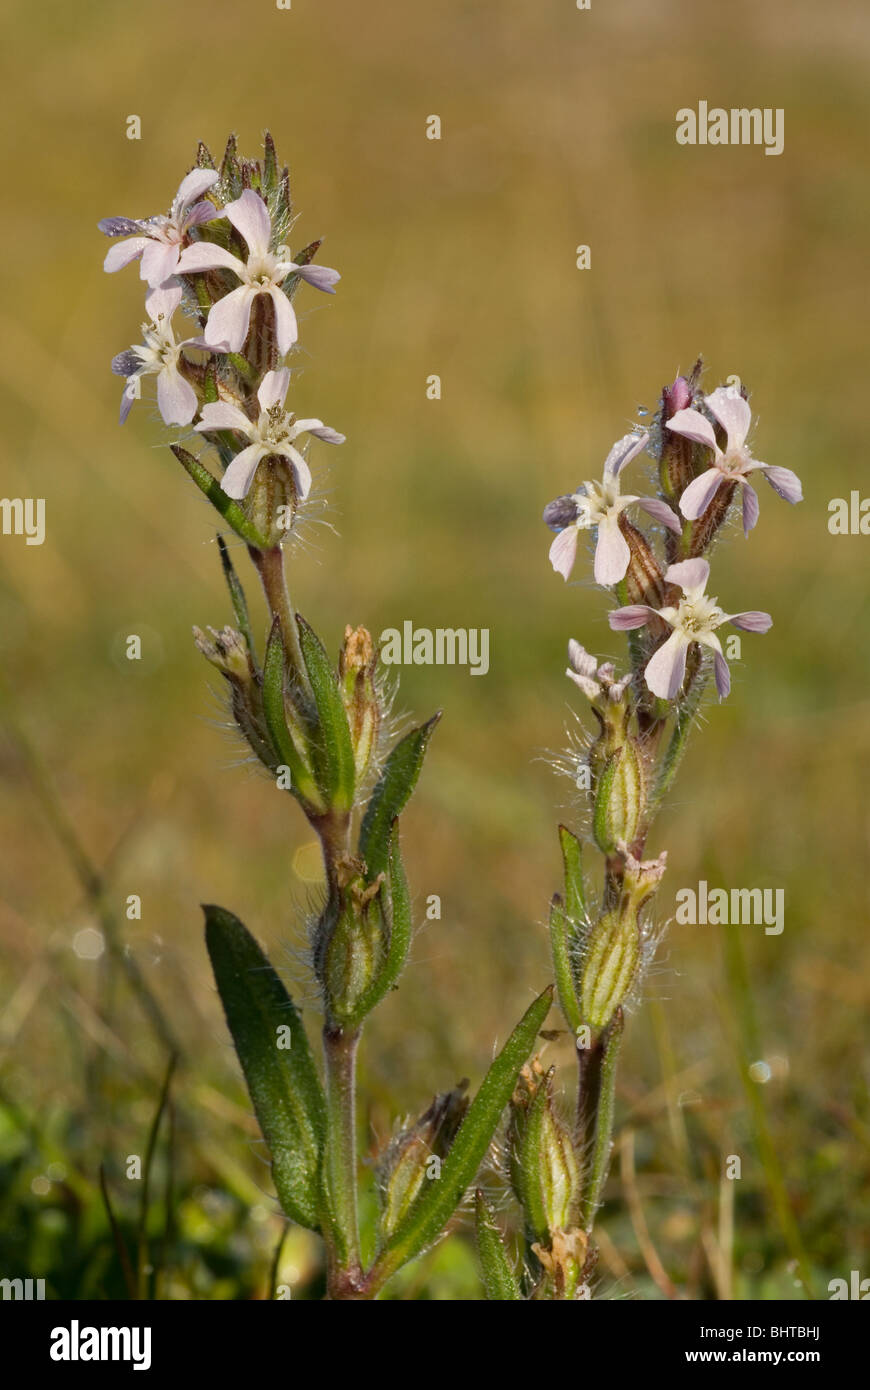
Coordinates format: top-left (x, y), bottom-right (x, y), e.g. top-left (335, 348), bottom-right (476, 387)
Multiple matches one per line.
top-left (250, 545), bottom-right (309, 694)
top-left (322, 1023), bottom-right (364, 1296)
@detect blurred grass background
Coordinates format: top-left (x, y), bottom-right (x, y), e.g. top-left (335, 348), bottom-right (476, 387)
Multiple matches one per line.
top-left (1, 0), bottom-right (868, 1298)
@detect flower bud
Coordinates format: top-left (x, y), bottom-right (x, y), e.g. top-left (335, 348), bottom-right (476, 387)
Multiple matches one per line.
top-left (592, 739), bottom-right (644, 855)
top-left (319, 859), bottom-right (388, 1025)
top-left (243, 453), bottom-right (302, 549)
top-left (659, 371), bottom-right (697, 503)
top-left (580, 848), bottom-right (667, 1030)
top-left (618, 515), bottom-right (666, 610)
top-left (508, 1062), bottom-right (581, 1243)
top-left (377, 1082), bottom-right (469, 1239)
top-left (338, 625), bottom-right (380, 785)
top-left (193, 624), bottom-right (279, 773)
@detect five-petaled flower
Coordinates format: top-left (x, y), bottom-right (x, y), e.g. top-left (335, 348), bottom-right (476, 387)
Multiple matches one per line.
top-left (175, 189), bottom-right (340, 355)
top-left (111, 285), bottom-right (206, 426)
top-left (608, 558), bottom-right (772, 700)
top-left (99, 169), bottom-right (221, 288)
top-left (666, 386), bottom-right (802, 536)
top-left (194, 366), bottom-right (345, 500)
top-left (544, 432), bottom-right (681, 586)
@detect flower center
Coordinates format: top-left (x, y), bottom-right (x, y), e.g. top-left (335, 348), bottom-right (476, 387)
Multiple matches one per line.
top-left (678, 593), bottom-right (722, 635)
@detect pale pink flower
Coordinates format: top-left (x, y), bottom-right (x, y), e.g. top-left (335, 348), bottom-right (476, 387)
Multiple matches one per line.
top-left (544, 432), bottom-right (681, 586)
top-left (194, 366), bottom-right (344, 500)
top-left (99, 169), bottom-right (221, 288)
top-left (666, 386), bottom-right (802, 536)
top-left (111, 285), bottom-right (205, 426)
top-left (566, 640), bottom-right (632, 703)
top-left (175, 190), bottom-right (339, 356)
top-left (608, 558), bottom-right (772, 700)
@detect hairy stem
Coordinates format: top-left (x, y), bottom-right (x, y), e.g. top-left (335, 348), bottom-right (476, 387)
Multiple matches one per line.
top-left (250, 545), bottom-right (309, 694)
top-left (322, 1024), bottom-right (364, 1296)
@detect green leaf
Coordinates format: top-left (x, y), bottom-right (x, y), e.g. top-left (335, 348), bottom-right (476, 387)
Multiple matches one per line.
top-left (217, 535), bottom-right (256, 661)
top-left (371, 985), bottom-right (553, 1286)
top-left (262, 618), bottom-right (323, 810)
top-left (297, 616), bottom-right (356, 812)
top-left (347, 823), bottom-right (412, 1025)
top-left (170, 445), bottom-right (269, 550)
top-left (204, 904), bottom-right (326, 1229)
top-left (559, 824), bottom-right (586, 920)
top-left (359, 714), bottom-right (441, 882)
top-left (475, 1191), bottom-right (522, 1300)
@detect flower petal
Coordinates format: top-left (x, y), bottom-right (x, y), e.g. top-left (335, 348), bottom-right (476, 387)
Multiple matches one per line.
top-left (603, 431), bottom-right (649, 477)
top-left (175, 168), bottom-right (220, 212)
top-left (184, 199), bottom-right (221, 230)
top-left (221, 444), bottom-right (267, 499)
top-left (740, 479), bottom-right (760, 535)
top-left (269, 286), bottom-right (298, 354)
top-left (145, 283), bottom-right (183, 323)
top-left (713, 651), bottom-right (731, 699)
top-left (224, 189), bottom-right (272, 259)
top-left (706, 386), bottom-right (751, 450)
top-left (645, 630), bottom-right (689, 700)
top-left (608, 605), bottom-right (656, 631)
top-left (99, 216), bottom-right (145, 237)
top-left (664, 557), bottom-right (710, 596)
top-left (103, 237), bottom-right (148, 273)
top-left (291, 418), bottom-right (345, 444)
top-left (290, 262), bottom-right (341, 293)
top-left (157, 365), bottom-right (198, 426)
top-left (257, 368), bottom-right (290, 413)
top-left (195, 401), bottom-right (253, 435)
top-left (140, 238), bottom-right (180, 287)
top-left (549, 526), bottom-right (579, 580)
top-left (279, 445), bottom-right (313, 501)
top-left (666, 407), bottom-right (718, 452)
top-left (119, 383), bottom-right (137, 424)
top-left (633, 496), bottom-right (682, 533)
top-left (761, 465), bottom-right (803, 504)
top-left (593, 514), bottom-right (631, 585)
top-left (204, 285), bottom-right (256, 352)
top-left (679, 467), bottom-right (724, 520)
top-left (176, 243), bottom-right (245, 276)
top-left (728, 610), bottom-right (773, 633)
top-left (568, 639), bottom-right (598, 679)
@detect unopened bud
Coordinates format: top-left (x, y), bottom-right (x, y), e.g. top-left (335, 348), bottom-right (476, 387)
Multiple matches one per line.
top-left (592, 740), bottom-right (643, 855)
top-left (339, 625), bottom-right (380, 785)
top-left (320, 860), bottom-right (388, 1025)
top-left (377, 1083), bottom-right (469, 1238)
top-left (509, 1062), bottom-right (581, 1243)
top-left (580, 848), bottom-right (666, 1030)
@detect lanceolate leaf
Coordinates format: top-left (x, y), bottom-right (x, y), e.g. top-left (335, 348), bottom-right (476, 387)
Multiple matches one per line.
top-left (370, 985), bottom-right (553, 1287)
top-left (297, 616), bottom-right (356, 813)
top-left (217, 535), bottom-right (257, 661)
top-left (204, 905), bottom-right (326, 1230)
top-left (558, 824), bottom-right (586, 920)
top-left (475, 1191), bottom-right (522, 1301)
top-left (549, 894), bottom-right (582, 1036)
top-left (359, 714), bottom-right (441, 882)
top-left (171, 445), bottom-right (269, 550)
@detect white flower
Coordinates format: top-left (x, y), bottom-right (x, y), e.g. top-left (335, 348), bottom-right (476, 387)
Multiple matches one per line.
top-left (545, 432), bottom-right (681, 586)
top-left (667, 386), bottom-right (802, 535)
top-left (609, 558), bottom-right (772, 700)
top-left (194, 367), bottom-right (345, 500)
top-left (176, 190), bottom-right (339, 356)
top-left (111, 285), bottom-right (203, 426)
top-left (99, 169), bottom-right (221, 288)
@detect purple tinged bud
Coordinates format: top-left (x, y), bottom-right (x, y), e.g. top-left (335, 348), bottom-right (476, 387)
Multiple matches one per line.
top-left (663, 375), bottom-right (691, 418)
top-left (111, 350), bottom-right (140, 377)
top-left (543, 495), bottom-right (579, 531)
